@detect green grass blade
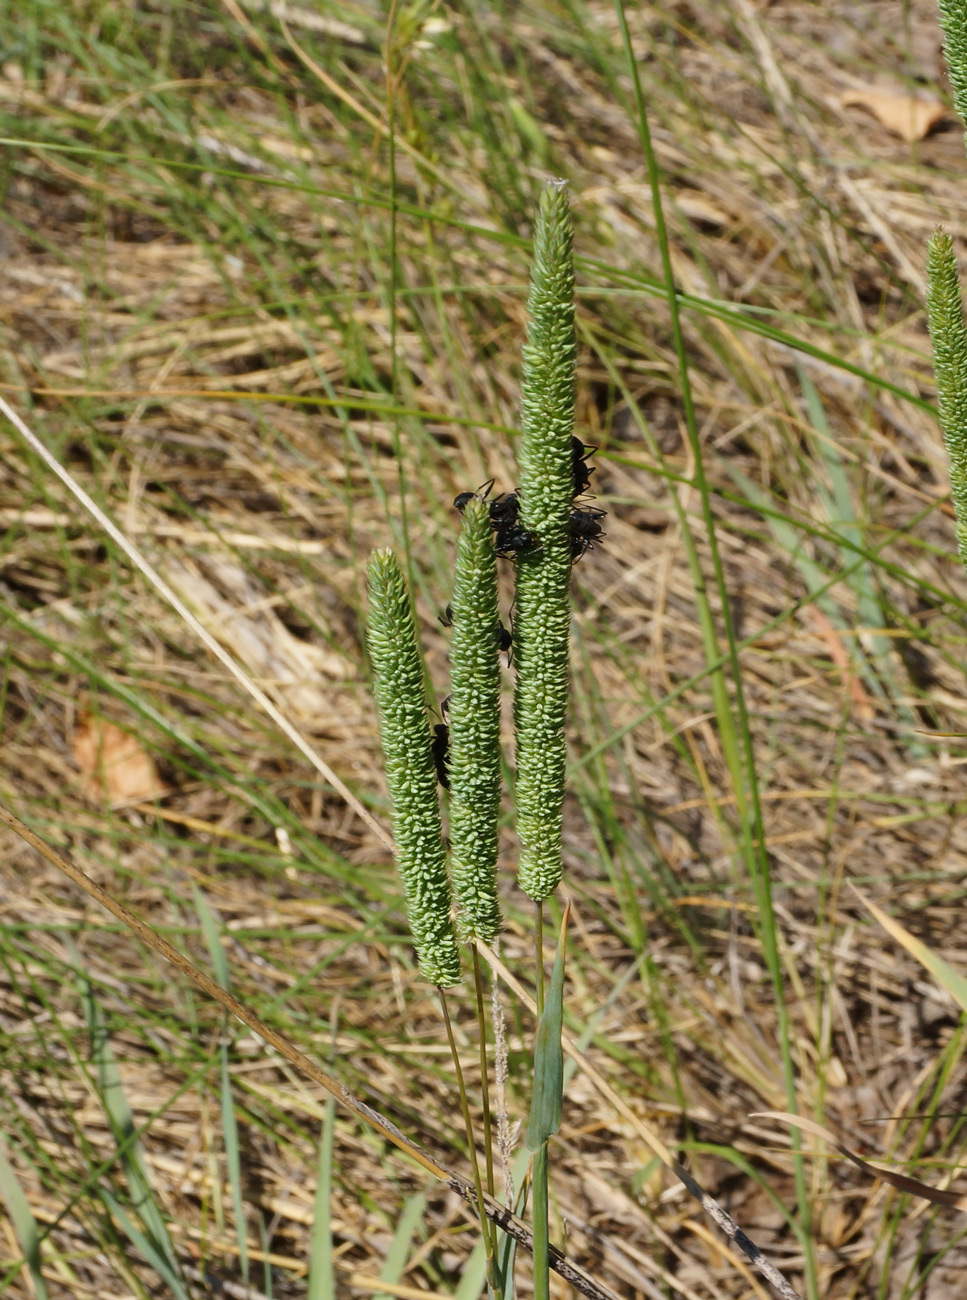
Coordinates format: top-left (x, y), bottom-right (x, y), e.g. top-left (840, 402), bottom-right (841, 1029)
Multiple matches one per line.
top-left (193, 887), bottom-right (249, 1281)
top-left (0, 1143), bottom-right (49, 1300)
top-left (99, 1187), bottom-right (192, 1300)
top-left (530, 1145), bottom-right (550, 1300)
top-left (372, 1192), bottom-right (426, 1300)
top-left (611, 3), bottom-right (818, 1291)
top-left (307, 1096), bottom-right (336, 1300)
top-left (525, 908), bottom-right (567, 1152)
top-left (76, 960), bottom-right (187, 1295)
top-left (454, 1235), bottom-right (489, 1300)
top-left (194, 885), bottom-right (230, 991)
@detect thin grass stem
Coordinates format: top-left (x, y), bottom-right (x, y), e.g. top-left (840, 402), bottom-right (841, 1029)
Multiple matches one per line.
top-left (534, 902), bottom-right (545, 1015)
top-left (439, 988), bottom-right (501, 1288)
top-left (471, 946), bottom-right (497, 1200)
top-left (612, 4), bottom-right (818, 1293)
top-left (531, 1144), bottom-right (550, 1300)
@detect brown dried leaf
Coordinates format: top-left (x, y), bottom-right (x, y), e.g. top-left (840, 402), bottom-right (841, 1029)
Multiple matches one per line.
top-left (73, 713), bottom-right (168, 807)
top-left (752, 1111), bottom-right (967, 1210)
top-left (841, 88), bottom-right (948, 143)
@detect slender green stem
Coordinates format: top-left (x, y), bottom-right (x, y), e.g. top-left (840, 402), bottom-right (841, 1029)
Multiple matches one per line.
top-left (439, 989), bottom-right (500, 1281)
top-left (534, 902), bottom-right (545, 1015)
top-left (383, 3), bottom-right (417, 594)
top-left (471, 945), bottom-right (496, 1200)
top-left (612, 3), bottom-right (817, 1294)
top-left (531, 1144), bottom-right (550, 1300)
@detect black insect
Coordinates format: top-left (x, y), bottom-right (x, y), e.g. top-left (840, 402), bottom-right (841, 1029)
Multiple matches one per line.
top-left (570, 505), bottom-right (606, 560)
top-left (490, 493), bottom-right (539, 557)
top-left (494, 522), bottom-right (539, 558)
top-left (571, 436), bottom-right (597, 499)
top-left (493, 619), bottom-right (514, 665)
top-left (432, 707), bottom-right (451, 790)
top-left (454, 478), bottom-right (495, 513)
top-left (488, 491), bottom-right (520, 529)
top-left (438, 602), bottom-right (453, 628)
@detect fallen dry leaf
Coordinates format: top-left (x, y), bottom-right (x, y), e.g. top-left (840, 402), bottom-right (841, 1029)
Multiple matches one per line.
top-left (73, 712), bottom-right (168, 807)
top-left (841, 87), bottom-right (947, 143)
top-left (752, 1110), bottom-right (967, 1211)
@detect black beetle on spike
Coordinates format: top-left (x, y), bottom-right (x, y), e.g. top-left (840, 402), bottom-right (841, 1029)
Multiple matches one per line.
top-left (453, 478), bottom-right (495, 513)
top-left (571, 436), bottom-right (597, 499)
top-left (432, 694), bottom-right (451, 790)
top-left (569, 505), bottom-right (606, 560)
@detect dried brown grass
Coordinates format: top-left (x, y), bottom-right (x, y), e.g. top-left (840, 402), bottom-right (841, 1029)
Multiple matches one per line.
top-left (3, 0), bottom-right (967, 1297)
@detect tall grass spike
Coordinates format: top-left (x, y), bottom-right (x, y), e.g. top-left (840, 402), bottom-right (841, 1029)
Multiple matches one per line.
top-left (926, 229), bottom-right (967, 573)
top-left (938, 0), bottom-right (967, 138)
top-left (513, 180), bottom-right (577, 902)
top-left (447, 498), bottom-right (503, 941)
top-left (367, 549), bottom-right (461, 987)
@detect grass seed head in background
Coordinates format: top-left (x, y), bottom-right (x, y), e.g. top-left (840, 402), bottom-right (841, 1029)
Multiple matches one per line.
top-left (366, 549), bottom-right (461, 988)
top-left (447, 497), bottom-right (503, 942)
top-left (930, 4), bottom-right (967, 578)
top-left (513, 180), bottom-right (577, 903)
top-left (926, 229), bottom-right (967, 574)
top-left (938, 0), bottom-right (967, 138)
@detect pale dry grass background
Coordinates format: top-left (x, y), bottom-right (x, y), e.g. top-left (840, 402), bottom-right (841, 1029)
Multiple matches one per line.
top-left (4, 0), bottom-right (967, 1297)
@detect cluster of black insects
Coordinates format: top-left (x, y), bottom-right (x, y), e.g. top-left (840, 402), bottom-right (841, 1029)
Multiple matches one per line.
top-left (432, 437), bottom-right (605, 789)
top-left (449, 436), bottom-right (604, 561)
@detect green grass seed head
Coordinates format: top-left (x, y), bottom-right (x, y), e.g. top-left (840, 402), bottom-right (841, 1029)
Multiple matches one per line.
top-left (938, 0), bottom-right (967, 137)
top-left (367, 548), bottom-right (461, 987)
top-left (926, 228), bottom-right (967, 575)
top-left (513, 180), bottom-right (577, 903)
top-left (447, 498), bottom-right (503, 942)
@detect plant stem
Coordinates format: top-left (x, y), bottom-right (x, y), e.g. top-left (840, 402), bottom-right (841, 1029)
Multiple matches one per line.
top-left (535, 902), bottom-right (545, 1014)
top-left (439, 988), bottom-right (501, 1287)
top-left (612, 4), bottom-right (817, 1294)
top-left (531, 1144), bottom-right (550, 1300)
top-left (471, 945), bottom-right (497, 1199)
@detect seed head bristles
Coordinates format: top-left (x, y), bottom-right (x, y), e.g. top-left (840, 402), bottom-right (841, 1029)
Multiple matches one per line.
top-left (367, 549), bottom-right (461, 987)
top-left (447, 498), bottom-right (503, 942)
top-left (513, 179), bottom-right (577, 903)
top-left (937, 0), bottom-right (967, 146)
top-left (926, 228), bottom-right (967, 574)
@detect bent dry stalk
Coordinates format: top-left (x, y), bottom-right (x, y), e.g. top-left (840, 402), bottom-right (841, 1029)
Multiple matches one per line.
top-left (366, 548), bottom-right (461, 988)
top-left (513, 179), bottom-right (578, 904)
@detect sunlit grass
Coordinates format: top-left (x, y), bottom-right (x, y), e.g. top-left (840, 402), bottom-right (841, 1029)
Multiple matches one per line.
top-left (2, 0), bottom-right (967, 1296)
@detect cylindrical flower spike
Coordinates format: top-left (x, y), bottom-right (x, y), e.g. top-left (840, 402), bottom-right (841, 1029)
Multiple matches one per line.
top-left (367, 549), bottom-right (461, 987)
top-left (937, 0), bottom-right (967, 137)
top-left (447, 497), bottom-right (503, 942)
top-left (926, 228), bottom-right (967, 575)
top-left (513, 180), bottom-right (577, 902)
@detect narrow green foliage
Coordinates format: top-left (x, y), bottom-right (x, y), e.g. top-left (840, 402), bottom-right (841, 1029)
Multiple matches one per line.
top-left (448, 498), bottom-right (503, 942)
top-left (530, 1145), bottom-right (551, 1300)
top-left (525, 908), bottom-right (567, 1151)
top-left (367, 549), bottom-right (461, 987)
top-left (514, 180), bottom-right (577, 902)
top-left (937, 0), bottom-right (967, 132)
top-left (0, 1145), bottom-right (49, 1300)
top-left (307, 1098), bottom-right (336, 1300)
top-left (926, 229), bottom-right (967, 572)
